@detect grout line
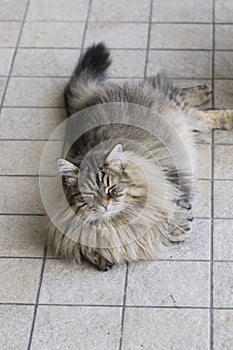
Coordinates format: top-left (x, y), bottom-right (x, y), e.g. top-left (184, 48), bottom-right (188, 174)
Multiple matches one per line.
top-left (27, 246), bottom-right (47, 350)
top-left (1, 19), bottom-right (233, 25)
top-left (0, 0), bottom-right (31, 112)
top-left (118, 263), bottom-right (129, 350)
top-left (144, 0), bottom-right (154, 78)
top-left (210, 1), bottom-right (216, 349)
top-left (80, 0), bottom-right (93, 54)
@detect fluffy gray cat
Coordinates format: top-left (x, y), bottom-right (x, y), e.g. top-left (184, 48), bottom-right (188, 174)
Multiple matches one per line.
top-left (47, 43), bottom-right (233, 270)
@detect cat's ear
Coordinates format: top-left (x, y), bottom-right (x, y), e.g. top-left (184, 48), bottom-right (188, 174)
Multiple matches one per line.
top-left (105, 144), bottom-right (127, 169)
top-left (57, 159), bottom-right (78, 185)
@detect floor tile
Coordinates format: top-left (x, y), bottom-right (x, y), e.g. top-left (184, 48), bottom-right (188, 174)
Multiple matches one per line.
top-left (0, 141), bottom-right (45, 175)
top-left (213, 219), bottom-right (233, 261)
top-left (147, 51), bottom-right (212, 78)
top-left (166, 219), bottom-right (211, 260)
top-left (0, 258), bottom-right (42, 302)
top-left (214, 180), bottom-right (233, 218)
top-left (215, 25), bottom-right (233, 50)
top-left (31, 305), bottom-right (121, 349)
top-left (85, 23), bottom-right (148, 49)
top-left (152, 0), bottom-right (212, 22)
top-left (214, 145), bottom-right (233, 179)
top-left (150, 24), bottom-right (212, 49)
top-left (213, 310), bottom-right (233, 350)
top-left (26, 0), bottom-right (88, 21)
top-left (0, 0), bottom-right (27, 20)
top-left (215, 51), bottom-right (233, 79)
top-left (126, 261), bottom-right (210, 307)
top-left (196, 143), bottom-right (211, 179)
top-left (193, 180), bottom-right (211, 218)
top-left (214, 80), bottom-right (233, 109)
top-left (109, 50), bottom-right (146, 77)
top-left (4, 77), bottom-right (67, 107)
top-left (19, 22), bottom-right (85, 48)
top-left (0, 305), bottom-right (34, 350)
top-left (0, 108), bottom-right (66, 140)
top-left (90, 0), bottom-right (150, 22)
top-left (0, 22), bottom-right (21, 47)
top-left (213, 262), bottom-right (233, 308)
top-left (215, 1), bottom-right (233, 23)
top-left (0, 215), bottom-right (45, 257)
top-left (0, 176), bottom-right (44, 214)
top-left (12, 48), bottom-right (80, 77)
top-left (0, 48), bottom-right (14, 76)
top-left (123, 308), bottom-right (209, 350)
top-left (39, 260), bottom-right (126, 305)
top-left (214, 129), bottom-right (233, 144)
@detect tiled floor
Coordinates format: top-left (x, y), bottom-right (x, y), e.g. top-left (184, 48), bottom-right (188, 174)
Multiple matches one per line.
top-left (0, 0), bottom-right (233, 349)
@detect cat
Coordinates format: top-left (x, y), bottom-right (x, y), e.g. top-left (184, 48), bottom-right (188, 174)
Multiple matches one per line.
top-left (46, 42), bottom-right (233, 271)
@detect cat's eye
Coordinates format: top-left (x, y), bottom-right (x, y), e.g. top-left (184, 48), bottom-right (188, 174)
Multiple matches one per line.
top-left (108, 187), bottom-right (118, 197)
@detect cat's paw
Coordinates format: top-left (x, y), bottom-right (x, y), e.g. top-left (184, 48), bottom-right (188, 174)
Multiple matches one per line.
top-left (181, 84), bottom-right (212, 107)
top-left (95, 257), bottom-right (113, 271)
top-left (168, 219), bottom-right (192, 242)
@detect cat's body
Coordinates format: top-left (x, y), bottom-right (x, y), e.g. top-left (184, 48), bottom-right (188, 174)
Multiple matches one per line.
top-left (47, 43), bottom-right (233, 270)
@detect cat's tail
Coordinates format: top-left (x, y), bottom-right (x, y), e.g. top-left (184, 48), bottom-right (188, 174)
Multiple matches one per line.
top-left (64, 42), bottom-right (112, 115)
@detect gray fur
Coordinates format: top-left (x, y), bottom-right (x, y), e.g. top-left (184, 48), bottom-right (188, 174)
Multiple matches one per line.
top-left (47, 43), bottom-right (233, 270)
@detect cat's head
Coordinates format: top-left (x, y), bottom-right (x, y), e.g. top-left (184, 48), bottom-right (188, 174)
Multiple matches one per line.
top-left (57, 144), bottom-right (145, 222)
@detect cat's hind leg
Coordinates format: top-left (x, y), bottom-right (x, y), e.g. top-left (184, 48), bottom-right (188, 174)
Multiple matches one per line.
top-left (177, 85), bottom-right (212, 107)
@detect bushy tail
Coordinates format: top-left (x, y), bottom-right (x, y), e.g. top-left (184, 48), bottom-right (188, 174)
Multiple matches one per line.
top-left (64, 42), bottom-right (112, 115)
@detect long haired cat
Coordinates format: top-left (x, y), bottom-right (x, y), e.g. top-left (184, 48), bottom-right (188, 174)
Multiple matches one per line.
top-left (46, 43), bottom-right (233, 270)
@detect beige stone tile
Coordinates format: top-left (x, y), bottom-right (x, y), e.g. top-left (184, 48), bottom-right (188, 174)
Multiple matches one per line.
top-left (214, 145), bottom-right (233, 179)
top-left (0, 305), bottom-right (34, 350)
top-left (0, 0), bottom-right (27, 20)
top-left (0, 108), bottom-right (66, 140)
top-left (0, 176), bottom-right (44, 214)
top-left (85, 23), bottom-right (148, 49)
top-left (0, 215), bottom-right (45, 257)
top-left (0, 78), bottom-right (6, 105)
top-left (0, 22), bottom-right (21, 47)
top-left (150, 24), bottom-right (212, 49)
top-left (215, 51), bottom-right (233, 79)
top-left (90, 0), bottom-right (150, 21)
top-left (152, 0), bottom-right (212, 22)
top-left (12, 48), bottom-right (80, 77)
top-left (0, 49), bottom-right (14, 76)
top-left (4, 77), bottom-right (67, 107)
top-left (19, 22), bottom-right (85, 48)
top-left (31, 305), bottom-right (121, 349)
top-left (0, 258), bottom-right (42, 302)
top-left (109, 50), bottom-right (146, 77)
top-left (213, 219), bottom-right (233, 260)
top-left (126, 261), bottom-right (210, 307)
top-left (27, 0), bottom-right (88, 21)
top-left (39, 259), bottom-right (126, 305)
top-left (214, 129), bottom-right (233, 144)
top-left (196, 143), bottom-right (211, 179)
top-left (215, 25), bottom-right (233, 50)
top-left (213, 310), bottom-right (233, 350)
top-left (214, 180), bottom-right (233, 218)
top-left (123, 308), bottom-right (209, 350)
top-left (0, 141), bottom-right (45, 175)
top-left (166, 219), bottom-right (211, 260)
top-left (147, 51), bottom-right (212, 79)
top-left (193, 179), bottom-right (211, 218)
top-left (214, 80), bottom-right (233, 109)
top-left (215, 1), bottom-right (233, 23)
top-left (213, 262), bottom-right (233, 307)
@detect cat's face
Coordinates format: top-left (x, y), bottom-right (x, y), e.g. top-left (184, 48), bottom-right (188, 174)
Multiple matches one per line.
top-left (57, 144), bottom-right (139, 221)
